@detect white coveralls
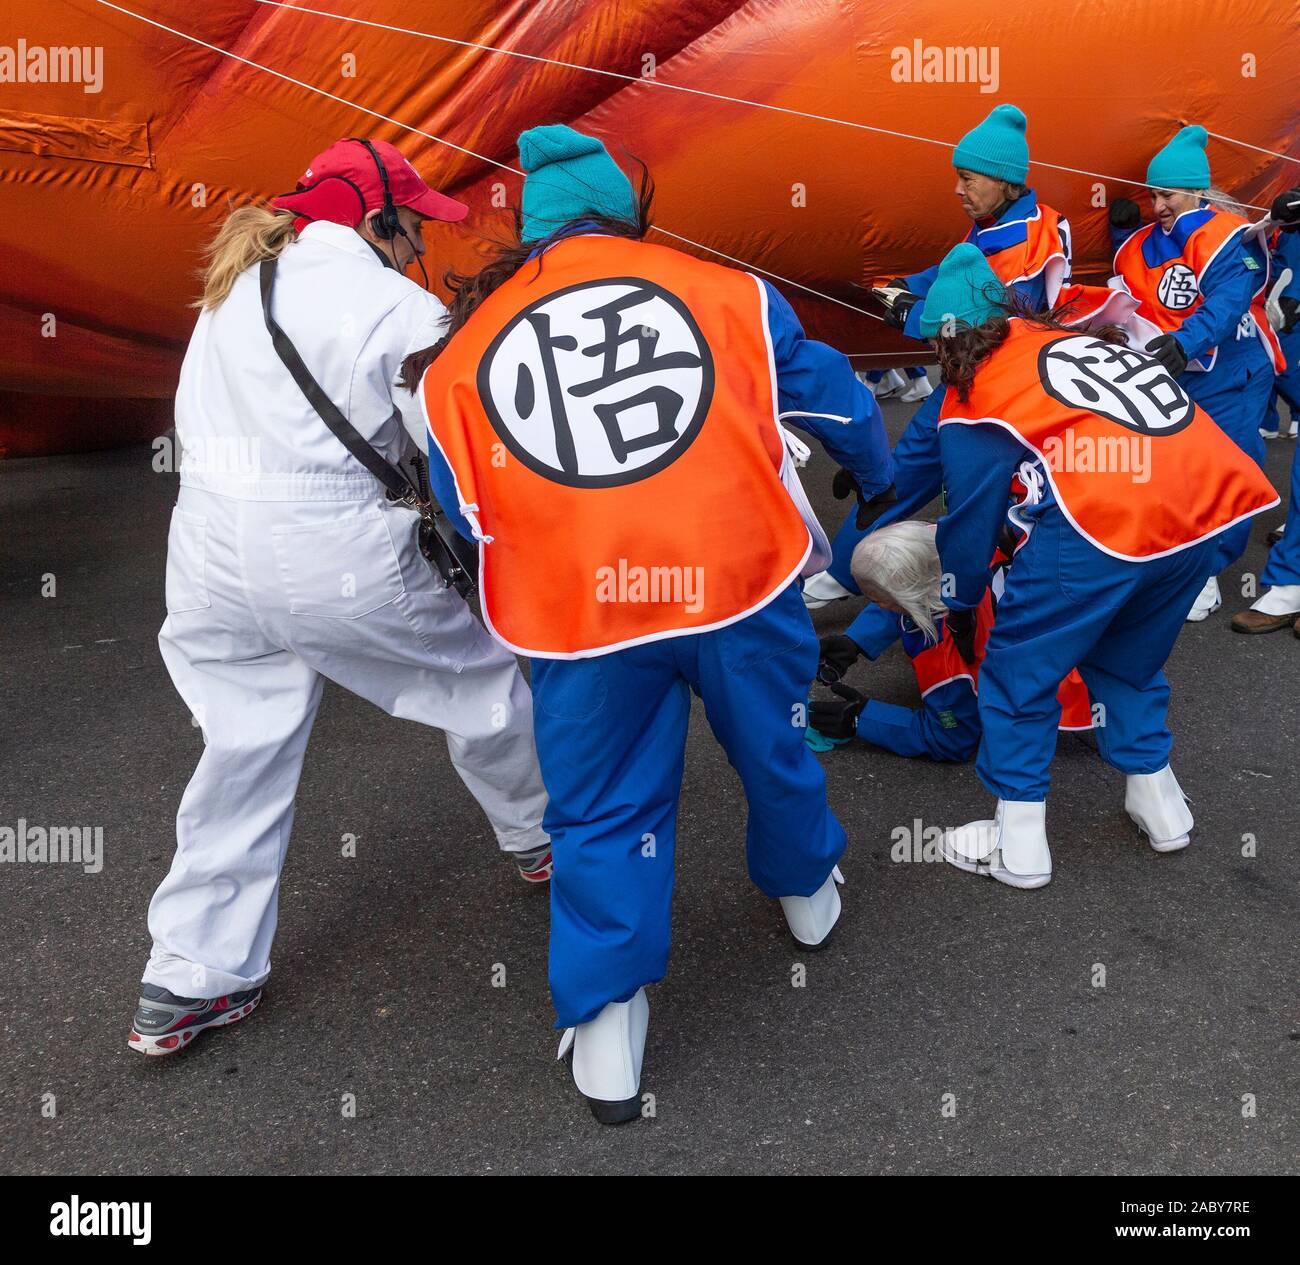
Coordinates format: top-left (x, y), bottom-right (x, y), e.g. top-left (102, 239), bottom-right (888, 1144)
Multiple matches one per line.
top-left (145, 221), bottom-right (549, 999)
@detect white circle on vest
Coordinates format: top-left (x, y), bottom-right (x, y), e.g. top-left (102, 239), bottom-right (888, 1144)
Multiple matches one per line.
top-left (477, 277), bottom-right (715, 488)
top-left (1156, 262), bottom-right (1199, 311)
top-left (1038, 334), bottom-right (1195, 435)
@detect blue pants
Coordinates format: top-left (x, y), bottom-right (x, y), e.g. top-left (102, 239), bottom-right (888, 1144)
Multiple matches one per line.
top-left (1261, 323), bottom-right (1300, 434)
top-left (1261, 327), bottom-right (1300, 588)
top-left (975, 498), bottom-right (1217, 801)
top-left (1262, 431), bottom-right (1300, 587)
top-left (530, 583), bottom-right (846, 1028)
top-left (855, 682), bottom-right (980, 762)
top-left (1182, 351), bottom-right (1273, 573)
top-left (827, 386), bottom-right (945, 588)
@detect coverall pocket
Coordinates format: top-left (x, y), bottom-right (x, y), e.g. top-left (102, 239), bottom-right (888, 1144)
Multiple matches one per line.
top-left (718, 585), bottom-right (816, 676)
top-left (1054, 512), bottom-right (1101, 607)
top-left (164, 509), bottom-right (211, 613)
top-left (530, 656), bottom-right (609, 721)
top-left (272, 509), bottom-right (406, 618)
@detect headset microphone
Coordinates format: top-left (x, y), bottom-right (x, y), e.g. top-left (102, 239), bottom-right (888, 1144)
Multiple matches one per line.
top-left (352, 138), bottom-right (401, 241)
top-left (351, 137), bottom-right (430, 288)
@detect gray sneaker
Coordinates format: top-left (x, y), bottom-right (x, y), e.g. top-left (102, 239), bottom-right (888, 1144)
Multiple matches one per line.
top-left (513, 843), bottom-right (553, 884)
top-left (128, 983), bottom-right (263, 1055)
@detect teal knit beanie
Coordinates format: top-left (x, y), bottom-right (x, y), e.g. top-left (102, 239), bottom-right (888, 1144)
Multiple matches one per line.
top-left (918, 243), bottom-right (1009, 337)
top-left (1146, 124), bottom-right (1211, 191)
top-left (518, 125), bottom-right (638, 243)
top-left (952, 104), bottom-right (1030, 184)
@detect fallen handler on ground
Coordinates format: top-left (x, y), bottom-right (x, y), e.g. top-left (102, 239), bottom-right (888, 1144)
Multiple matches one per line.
top-left (805, 521), bottom-right (1092, 761)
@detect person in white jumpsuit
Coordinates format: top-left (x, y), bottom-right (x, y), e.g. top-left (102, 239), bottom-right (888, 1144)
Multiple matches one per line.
top-left (130, 139), bottom-right (550, 1055)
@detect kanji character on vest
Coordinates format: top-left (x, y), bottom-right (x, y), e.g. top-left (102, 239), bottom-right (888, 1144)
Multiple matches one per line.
top-left (408, 126), bottom-right (893, 1123)
top-left (1109, 124), bottom-right (1283, 621)
top-left (919, 244), bottom-right (1276, 890)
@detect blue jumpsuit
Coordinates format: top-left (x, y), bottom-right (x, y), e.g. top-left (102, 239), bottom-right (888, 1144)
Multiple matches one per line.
top-left (429, 278), bottom-right (893, 1028)
top-left (840, 603), bottom-right (981, 761)
top-left (1262, 228), bottom-right (1300, 435)
top-left (1260, 231), bottom-right (1300, 590)
top-left (938, 425), bottom-right (1216, 802)
top-left (1113, 209), bottom-right (1276, 574)
top-left (827, 190), bottom-right (1066, 591)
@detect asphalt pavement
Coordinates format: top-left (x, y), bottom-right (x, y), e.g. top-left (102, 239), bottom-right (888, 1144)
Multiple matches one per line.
top-left (1, 388), bottom-right (1296, 1175)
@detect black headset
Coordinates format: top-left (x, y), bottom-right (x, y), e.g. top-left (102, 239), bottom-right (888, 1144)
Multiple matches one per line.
top-left (350, 137), bottom-right (402, 240)
top-left (269, 137), bottom-right (423, 287)
top-left (350, 137), bottom-right (430, 287)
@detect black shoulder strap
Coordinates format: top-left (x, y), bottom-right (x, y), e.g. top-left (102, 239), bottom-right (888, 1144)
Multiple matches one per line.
top-left (259, 257), bottom-right (412, 500)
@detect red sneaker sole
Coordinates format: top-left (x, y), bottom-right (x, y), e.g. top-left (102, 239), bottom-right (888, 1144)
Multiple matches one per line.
top-left (127, 993), bottom-right (262, 1056)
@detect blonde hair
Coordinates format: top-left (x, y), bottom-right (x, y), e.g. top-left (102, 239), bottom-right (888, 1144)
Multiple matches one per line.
top-left (850, 521), bottom-right (946, 644)
top-left (194, 206), bottom-right (298, 309)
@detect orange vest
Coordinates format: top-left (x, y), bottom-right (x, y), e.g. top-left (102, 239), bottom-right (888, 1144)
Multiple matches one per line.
top-left (907, 598), bottom-right (1094, 731)
top-left (972, 203), bottom-right (1069, 302)
top-left (1113, 208), bottom-right (1285, 373)
top-left (1053, 281), bottom-right (1139, 330)
top-left (421, 235), bottom-right (811, 658)
top-left (910, 592), bottom-right (994, 697)
top-left (938, 320), bottom-right (1279, 560)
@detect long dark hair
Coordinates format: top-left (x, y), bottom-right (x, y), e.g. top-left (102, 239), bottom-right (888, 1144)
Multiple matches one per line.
top-left (934, 288), bottom-right (1127, 403)
top-left (399, 159), bottom-right (655, 393)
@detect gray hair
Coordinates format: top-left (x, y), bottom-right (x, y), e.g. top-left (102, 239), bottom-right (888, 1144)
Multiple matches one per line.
top-left (1202, 186), bottom-right (1247, 217)
top-left (850, 521), bottom-right (945, 643)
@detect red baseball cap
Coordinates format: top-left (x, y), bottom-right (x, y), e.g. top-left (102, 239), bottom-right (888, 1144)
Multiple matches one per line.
top-left (272, 138), bottom-right (468, 230)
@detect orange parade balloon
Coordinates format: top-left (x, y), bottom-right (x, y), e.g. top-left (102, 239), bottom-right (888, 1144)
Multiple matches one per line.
top-left (1, 0), bottom-right (1296, 456)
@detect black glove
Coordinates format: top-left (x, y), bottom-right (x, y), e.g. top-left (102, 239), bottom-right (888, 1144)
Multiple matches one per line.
top-left (945, 607), bottom-right (978, 667)
top-left (873, 283), bottom-right (921, 330)
top-left (831, 465), bottom-right (860, 502)
top-left (1280, 295), bottom-right (1300, 335)
top-left (818, 633), bottom-right (863, 685)
top-left (1144, 333), bottom-right (1188, 376)
top-left (1109, 197), bottom-right (1141, 232)
top-left (855, 482), bottom-right (898, 531)
top-left (1271, 187), bottom-right (1300, 230)
top-left (832, 469), bottom-right (899, 531)
top-left (809, 682), bottom-right (866, 741)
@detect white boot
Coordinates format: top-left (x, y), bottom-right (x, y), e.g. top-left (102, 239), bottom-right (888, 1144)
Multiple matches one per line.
top-left (1252, 583), bottom-right (1300, 616)
top-left (872, 368), bottom-right (907, 398)
top-left (1125, 766), bottom-right (1193, 852)
top-left (556, 987), bottom-right (648, 1125)
top-left (780, 866), bottom-right (845, 947)
top-left (1185, 575), bottom-right (1221, 622)
top-left (801, 571), bottom-right (854, 610)
top-left (899, 373), bottom-right (934, 402)
top-left (941, 800), bottom-right (1052, 889)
